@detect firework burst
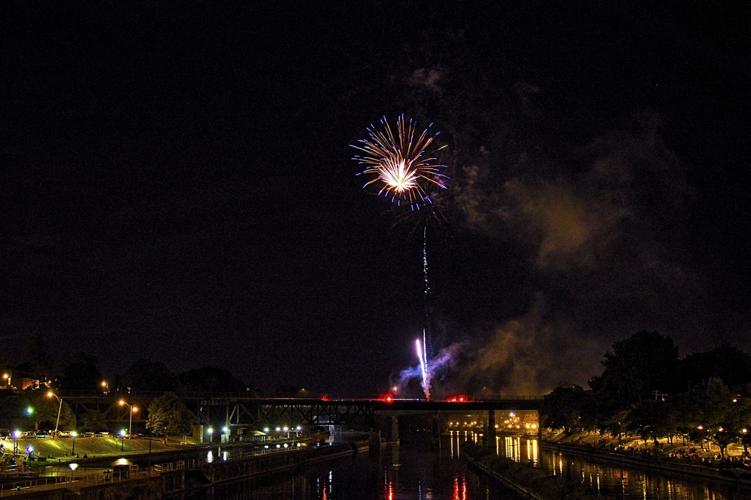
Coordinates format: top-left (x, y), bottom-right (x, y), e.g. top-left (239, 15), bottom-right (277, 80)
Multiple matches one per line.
top-left (351, 115), bottom-right (448, 210)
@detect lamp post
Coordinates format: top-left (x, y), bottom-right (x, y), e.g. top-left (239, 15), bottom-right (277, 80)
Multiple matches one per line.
top-left (206, 426), bottom-right (214, 443)
top-left (70, 431), bottom-right (78, 456)
top-left (46, 391), bottom-right (64, 436)
top-left (118, 400), bottom-right (139, 436)
top-left (1, 372), bottom-right (10, 388)
top-left (13, 429), bottom-right (21, 456)
top-left (119, 428), bottom-right (126, 451)
top-left (100, 380), bottom-right (109, 395)
top-left (68, 462), bottom-right (78, 482)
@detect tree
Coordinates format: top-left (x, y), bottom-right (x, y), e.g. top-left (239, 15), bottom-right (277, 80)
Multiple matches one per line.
top-left (123, 359), bottom-right (178, 393)
top-left (689, 378), bottom-right (737, 458)
top-left (79, 410), bottom-right (107, 432)
top-left (627, 399), bottom-right (675, 446)
top-left (146, 392), bottom-right (193, 440)
top-left (592, 331), bottom-right (680, 405)
top-left (542, 385), bottom-right (589, 434)
top-left (681, 344), bottom-right (751, 390)
top-left (15, 391), bottom-right (75, 432)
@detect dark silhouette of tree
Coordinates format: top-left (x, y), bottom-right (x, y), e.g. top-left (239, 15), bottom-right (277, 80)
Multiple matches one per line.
top-left (590, 331), bottom-right (679, 404)
top-left (627, 399), bottom-right (674, 446)
top-left (79, 410), bottom-right (107, 432)
top-left (17, 391), bottom-right (75, 432)
top-left (542, 385), bottom-right (589, 434)
top-left (681, 344), bottom-right (751, 389)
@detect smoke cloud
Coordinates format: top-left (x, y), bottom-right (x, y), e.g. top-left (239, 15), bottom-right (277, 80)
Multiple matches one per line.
top-left (443, 111), bottom-right (705, 395)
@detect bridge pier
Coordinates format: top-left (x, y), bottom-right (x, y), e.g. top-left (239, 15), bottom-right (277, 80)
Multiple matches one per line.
top-left (485, 410), bottom-right (495, 448)
top-left (391, 416), bottom-right (400, 444)
top-left (537, 409), bottom-right (543, 441)
top-left (431, 412), bottom-right (440, 448)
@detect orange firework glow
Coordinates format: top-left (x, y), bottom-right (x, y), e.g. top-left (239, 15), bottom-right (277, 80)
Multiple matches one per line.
top-left (351, 115), bottom-right (448, 209)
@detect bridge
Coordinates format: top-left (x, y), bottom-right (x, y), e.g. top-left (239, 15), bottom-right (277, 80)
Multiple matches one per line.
top-left (54, 394), bottom-right (543, 442)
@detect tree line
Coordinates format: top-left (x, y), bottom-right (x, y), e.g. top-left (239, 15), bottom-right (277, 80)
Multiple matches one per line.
top-left (542, 331), bottom-right (751, 458)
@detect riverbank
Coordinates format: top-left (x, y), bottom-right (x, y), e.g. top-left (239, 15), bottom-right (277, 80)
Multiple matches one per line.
top-left (0, 435), bottom-right (198, 466)
top-left (543, 439), bottom-right (751, 493)
top-left (463, 442), bottom-right (597, 499)
top-left (0, 441), bottom-right (368, 497)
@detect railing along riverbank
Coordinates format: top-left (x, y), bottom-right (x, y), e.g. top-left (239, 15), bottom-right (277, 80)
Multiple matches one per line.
top-left (543, 440), bottom-right (751, 490)
top-left (0, 441), bottom-right (368, 497)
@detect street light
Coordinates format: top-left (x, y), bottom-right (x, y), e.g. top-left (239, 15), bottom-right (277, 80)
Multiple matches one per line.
top-left (118, 399), bottom-right (139, 436)
top-left (46, 391), bottom-right (64, 436)
top-left (71, 431), bottom-right (78, 455)
top-left (206, 426), bottom-right (214, 443)
top-left (1, 372), bottom-right (10, 388)
top-left (13, 429), bottom-right (21, 455)
top-left (100, 380), bottom-right (109, 394)
top-left (119, 428), bottom-right (126, 451)
top-left (68, 462), bottom-right (78, 482)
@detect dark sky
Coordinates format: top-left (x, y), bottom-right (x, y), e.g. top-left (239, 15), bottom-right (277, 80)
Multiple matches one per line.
top-left (4, 2), bottom-right (751, 395)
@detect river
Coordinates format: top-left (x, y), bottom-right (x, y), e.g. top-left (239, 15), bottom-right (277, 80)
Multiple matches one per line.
top-left (213, 442), bottom-right (521, 499)
top-left (34, 433), bottom-right (747, 498)
top-left (216, 433), bottom-right (750, 499)
top-left (450, 431), bottom-right (747, 499)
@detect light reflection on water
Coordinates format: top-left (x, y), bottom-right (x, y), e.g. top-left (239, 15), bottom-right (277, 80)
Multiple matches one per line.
top-left (495, 435), bottom-right (744, 499)
top-left (199, 434), bottom-right (748, 499)
top-left (225, 442), bottom-right (516, 499)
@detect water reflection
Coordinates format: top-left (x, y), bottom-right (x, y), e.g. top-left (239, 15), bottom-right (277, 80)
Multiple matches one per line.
top-left (494, 435), bottom-right (742, 499)
top-left (452, 475), bottom-right (468, 500)
top-left (206, 434), bottom-right (748, 499)
top-left (232, 443), bottom-right (513, 499)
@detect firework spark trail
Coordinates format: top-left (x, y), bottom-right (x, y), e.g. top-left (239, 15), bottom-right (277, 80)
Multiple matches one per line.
top-left (351, 115), bottom-right (448, 210)
top-left (400, 342), bottom-right (465, 399)
top-left (415, 336), bottom-right (430, 400)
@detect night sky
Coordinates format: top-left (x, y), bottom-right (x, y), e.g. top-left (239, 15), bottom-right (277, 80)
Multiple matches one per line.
top-left (4, 2), bottom-right (751, 395)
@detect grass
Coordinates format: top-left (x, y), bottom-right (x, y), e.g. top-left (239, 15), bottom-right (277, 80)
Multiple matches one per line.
top-left (0, 436), bottom-right (201, 463)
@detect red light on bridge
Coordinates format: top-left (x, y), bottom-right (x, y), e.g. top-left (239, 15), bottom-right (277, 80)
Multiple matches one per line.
top-left (320, 394), bottom-right (330, 401)
top-left (382, 393), bottom-right (395, 403)
top-left (447, 394), bottom-right (468, 403)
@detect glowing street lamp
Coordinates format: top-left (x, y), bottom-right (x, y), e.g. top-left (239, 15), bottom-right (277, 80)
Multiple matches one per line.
top-left (100, 380), bottom-right (109, 394)
top-left (71, 431), bottom-right (78, 455)
top-left (13, 429), bottom-right (21, 455)
top-left (1, 372), bottom-right (10, 387)
top-left (46, 390), bottom-right (64, 436)
top-left (118, 399), bottom-right (139, 436)
top-left (119, 428), bottom-right (126, 450)
top-left (68, 462), bottom-right (78, 481)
